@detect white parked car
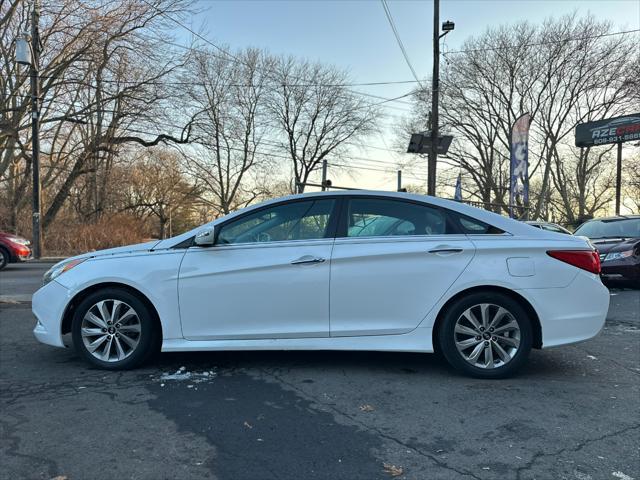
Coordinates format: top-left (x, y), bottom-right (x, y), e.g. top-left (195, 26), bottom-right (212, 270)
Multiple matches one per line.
top-left (32, 191), bottom-right (609, 378)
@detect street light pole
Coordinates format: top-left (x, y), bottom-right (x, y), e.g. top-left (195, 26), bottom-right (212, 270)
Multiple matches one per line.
top-left (428, 0), bottom-right (440, 197)
top-left (30, 0), bottom-right (42, 259)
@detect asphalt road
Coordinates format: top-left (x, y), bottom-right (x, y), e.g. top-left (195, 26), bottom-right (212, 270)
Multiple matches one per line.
top-left (0, 263), bottom-right (638, 480)
top-left (0, 261), bottom-right (53, 300)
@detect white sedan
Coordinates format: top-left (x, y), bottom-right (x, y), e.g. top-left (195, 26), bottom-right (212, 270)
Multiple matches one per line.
top-left (32, 191), bottom-right (609, 378)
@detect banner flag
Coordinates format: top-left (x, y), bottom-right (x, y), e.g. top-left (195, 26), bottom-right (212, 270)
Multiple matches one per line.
top-left (454, 173), bottom-right (462, 201)
top-left (509, 113), bottom-right (531, 218)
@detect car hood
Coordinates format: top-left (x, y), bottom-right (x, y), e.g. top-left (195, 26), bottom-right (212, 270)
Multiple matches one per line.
top-left (68, 240), bottom-right (162, 261)
top-left (589, 237), bottom-right (640, 255)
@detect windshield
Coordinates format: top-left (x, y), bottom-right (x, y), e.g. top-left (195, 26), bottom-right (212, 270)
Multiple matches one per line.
top-left (574, 218), bottom-right (640, 239)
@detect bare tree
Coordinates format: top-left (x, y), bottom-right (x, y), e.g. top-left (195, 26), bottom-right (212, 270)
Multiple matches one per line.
top-left (623, 152), bottom-right (640, 213)
top-left (182, 47), bottom-right (274, 216)
top-left (403, 14), bottom-right (637, 221)
top-left (269, 57), bottom-right (380, 193)
top-left (0, 0), bottom-right (196, 234)
top-left (121, 149), bottom-right (200, 238)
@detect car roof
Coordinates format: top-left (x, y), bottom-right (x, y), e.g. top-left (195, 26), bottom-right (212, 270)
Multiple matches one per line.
top-left (155, 189), bottom-right (577, 250)
top-left (583, 215), bottom-right (640, 222)
top-left (245, 190), bottom-right (537, 234)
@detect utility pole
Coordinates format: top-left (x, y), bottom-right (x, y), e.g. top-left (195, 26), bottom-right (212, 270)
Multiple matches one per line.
top-left (30, 0), bottom-right (42, 258)
top-left (321, 160), bottom-right (328, 191)
top-left (427, 3), bottom-right (454, 197)
top-left (428, 0), bottom-right (439, 197)
top-left (615, 142), bottom-right (622, 215)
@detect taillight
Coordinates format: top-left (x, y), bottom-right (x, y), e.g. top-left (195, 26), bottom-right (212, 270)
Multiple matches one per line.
top-left (547, 250), bottom-right (601, 274)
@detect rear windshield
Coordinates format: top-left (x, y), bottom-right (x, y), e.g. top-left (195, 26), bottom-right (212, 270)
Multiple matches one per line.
top-left (574, 218), bottom-right (640, 239)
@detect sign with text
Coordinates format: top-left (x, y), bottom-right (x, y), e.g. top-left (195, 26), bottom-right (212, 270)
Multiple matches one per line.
top-left (575, 114), bottom-right (640, 147)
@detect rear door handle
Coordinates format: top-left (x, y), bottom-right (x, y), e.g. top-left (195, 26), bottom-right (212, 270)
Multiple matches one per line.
top-left (428, 247), bottom-right (463, 254)
top-left (291, 255), bottom-right (326, 265)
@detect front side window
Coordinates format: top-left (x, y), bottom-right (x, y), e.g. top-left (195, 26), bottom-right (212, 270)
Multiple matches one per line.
top-left (216, 199), bottom-right (335, 245)
top-left (346, 198), bottom-right (450, 237)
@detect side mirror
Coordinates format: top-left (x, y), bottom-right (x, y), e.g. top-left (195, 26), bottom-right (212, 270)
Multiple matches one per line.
top-left (194, 227), bottom-right (215, 246)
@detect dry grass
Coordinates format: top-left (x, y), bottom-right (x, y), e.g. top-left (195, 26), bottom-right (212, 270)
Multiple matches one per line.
top-left (42, 213), bottom-right (152, 256)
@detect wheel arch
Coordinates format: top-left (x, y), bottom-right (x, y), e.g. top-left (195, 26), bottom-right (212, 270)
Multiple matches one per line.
top-left (61, 282), bottom-right (163, 341)
top-left (432, 285), bottom-right (543, 351)
top-left (0, 244), bottom-right (12, 262)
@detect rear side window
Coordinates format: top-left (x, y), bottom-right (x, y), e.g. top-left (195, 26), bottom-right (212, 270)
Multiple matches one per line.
top-left (344, 198), bottom-right (503, 237)
top-left (346, 198), bottom-right (450, 237)
top-left (452, 213), bottom-right (503, 234)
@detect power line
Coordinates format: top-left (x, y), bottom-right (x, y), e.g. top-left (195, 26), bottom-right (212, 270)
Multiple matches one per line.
top-left (36, 73), bottom-right (421, 89)
top-left (42, 75), bottom-right (415, 111)
top-left (258, 139), bottom-right (402, 167)
top-left (443, 28), bottom-right (640, 55)
top-left (36, 96), bottom-right (409, 163)
top-left (380, 0), bottom-right (423, 87)
top-left (329, 162), bottom-right (395, 174)
top-left (120, 126), bottom-right (399, 178)
top-left (39, 113), bottom-right (395, 169)
top-left (137, 0), bottom-right (415, 110)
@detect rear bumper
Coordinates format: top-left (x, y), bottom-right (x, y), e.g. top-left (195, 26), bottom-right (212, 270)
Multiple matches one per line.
top-left (520, 271), bottom-right (609, 348)
top-left (32, 280), bottom-right (71, 348)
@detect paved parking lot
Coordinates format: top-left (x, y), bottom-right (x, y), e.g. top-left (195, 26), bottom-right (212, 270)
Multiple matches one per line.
top-left (1, 263), bottom-right (638, 480)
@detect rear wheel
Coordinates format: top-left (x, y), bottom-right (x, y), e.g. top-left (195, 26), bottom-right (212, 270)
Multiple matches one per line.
top-left (438, 292), bottom-right (533, 379)
top-left (71, 288), bottom-right (158, 370)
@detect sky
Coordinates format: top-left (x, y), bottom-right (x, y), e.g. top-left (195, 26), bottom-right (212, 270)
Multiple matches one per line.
top-left (180, 0), bottom-right (640, 195)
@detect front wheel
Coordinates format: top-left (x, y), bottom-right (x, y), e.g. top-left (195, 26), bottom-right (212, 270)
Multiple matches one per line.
top-left (0, 248), bottom-right (9, 271)
top-left (438, 292), bottom-right (533, 379)
top-left (71, 288), bottom-right (158, 370)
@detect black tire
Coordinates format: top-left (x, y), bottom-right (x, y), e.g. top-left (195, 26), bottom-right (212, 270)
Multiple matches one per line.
top-left (0, 247), bottom-right (9, 271)
top-left (71, 288), bottom-right (159, 370)
top-left (437, 291), bottom-right (533, 379)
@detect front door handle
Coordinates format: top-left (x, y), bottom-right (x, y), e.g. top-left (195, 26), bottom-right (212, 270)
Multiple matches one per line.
top-left (428, 247), bottom-right (463, 254)
top-left (291, 255), bottom-right (326, 265)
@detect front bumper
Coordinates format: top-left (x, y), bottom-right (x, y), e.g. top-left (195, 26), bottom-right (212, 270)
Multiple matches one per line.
top-left (7, 245), bottom-right (32, 262)
top-left (32, 280), bottom-right (72, 348)
top-left (17, 251), bottom-right (33, 261)
top-left (601, 260), bottom-right (640, 282)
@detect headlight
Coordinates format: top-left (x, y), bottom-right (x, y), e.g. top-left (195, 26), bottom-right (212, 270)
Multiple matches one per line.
top-left (43, 258), bottom-right (87, 285)
top-left (603, 249), bottom-right (634, 262)
top-left (8, 236), bottom-right (30, 246)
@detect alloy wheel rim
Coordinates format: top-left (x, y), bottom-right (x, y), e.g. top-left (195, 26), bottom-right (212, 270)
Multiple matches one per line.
top-left (81, 299), bottom-right (141, 362)
top-left (454, 303), bottom-right (521, 369)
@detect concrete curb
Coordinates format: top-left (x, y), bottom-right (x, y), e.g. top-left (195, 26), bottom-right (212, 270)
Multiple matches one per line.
top-left (28, 258), bottom-right (66, 263)
top-left (0, 294), bottom-right (32, 303)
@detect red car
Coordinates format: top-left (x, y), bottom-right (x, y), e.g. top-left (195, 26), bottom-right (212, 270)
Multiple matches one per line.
top-left (0, 231), bottom-right (32, 270)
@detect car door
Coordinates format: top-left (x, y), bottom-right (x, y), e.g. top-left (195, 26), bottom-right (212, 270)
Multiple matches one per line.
top-left (178, 198), bottom-right (338, 340)
top-left (329, 196), bottom-right (476, 337)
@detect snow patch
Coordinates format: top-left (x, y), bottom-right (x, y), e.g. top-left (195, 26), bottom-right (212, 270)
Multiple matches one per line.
top-left (612, 472), bottom-right (634, 480)
top-left (158, 368), bottom-right (218, 383)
